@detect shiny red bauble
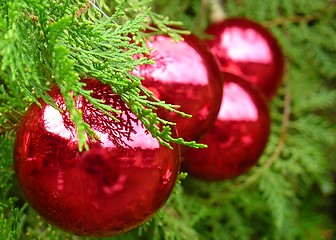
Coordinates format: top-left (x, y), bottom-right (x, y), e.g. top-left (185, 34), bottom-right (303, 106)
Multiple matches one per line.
top-left (133, 33), bottom-right (223, 142)
top-left (14, 78), bottom-right (180, 237)
top-left (205, 18), bottom-right (285, 100)
top-left (181, 72), bottom-right (270, 181)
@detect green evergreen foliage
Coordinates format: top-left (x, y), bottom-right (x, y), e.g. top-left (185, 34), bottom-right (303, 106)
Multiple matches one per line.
top-left (0, 0), bottom-right (197, 150)
top-left (0, 0), bottom-right (336, 239)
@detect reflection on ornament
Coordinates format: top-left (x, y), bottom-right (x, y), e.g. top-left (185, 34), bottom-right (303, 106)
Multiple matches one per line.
top-left (217, 81), bottom-right (258, 121)
top-left (206, 18), bottom-right (285, 100)
top-left (133, 33), bottom-right (223, 142)
top-left (14, 78), bottom-right (180, 237)
top-left (182, 72), bottom-right (270, 181)
top-left (220, 27), bottom-right (272, 63)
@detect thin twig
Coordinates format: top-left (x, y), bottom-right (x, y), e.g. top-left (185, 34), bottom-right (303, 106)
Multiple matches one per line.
top-left (264, 14), bottom-right (320, 27)
top-left (208, 0), bottom-right (226, 23)
top-left (75, 1), bottom-right (93, 18)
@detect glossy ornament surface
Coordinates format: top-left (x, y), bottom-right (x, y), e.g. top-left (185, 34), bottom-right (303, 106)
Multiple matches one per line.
top-left (14, 79), bottom-right (180, 237)
top-left (133, 33), bottom-right (223, 142)
top-left (182, 72), bottom-right (270, 181)
top-left (205, 18), bottom-right (285, 100)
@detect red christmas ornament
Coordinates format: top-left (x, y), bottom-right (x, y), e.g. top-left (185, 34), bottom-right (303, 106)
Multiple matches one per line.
top-left (181, 72), bottom-right (270, 181)
top-left (133, 33), bottom-right (223, 142)
top-left (14, 78), bottom-right (180, 237)
top-left (205, 18), bottom-right (285, 100)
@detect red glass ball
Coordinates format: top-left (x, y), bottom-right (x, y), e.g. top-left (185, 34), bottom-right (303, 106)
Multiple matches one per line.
top-left (14, 79), bottom-right (180, 237)
top-left (181, 72), bottom-right (270, 181)
top-left (205, 18), bottom-right (285, 100)
top-left (133, 33), bottom-right (223, 142)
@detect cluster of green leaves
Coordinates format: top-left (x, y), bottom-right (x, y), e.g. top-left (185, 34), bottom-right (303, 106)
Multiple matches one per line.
top-left (0, 136), bottom-right (23, 240)
top-left (0, 0), bottom-right (200, 150)
top-left (150, 0), bottom-right (211, 35)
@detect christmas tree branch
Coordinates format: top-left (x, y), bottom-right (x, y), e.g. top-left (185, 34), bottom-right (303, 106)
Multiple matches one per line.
top-left (0, 0), bottom-right (204, 150)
